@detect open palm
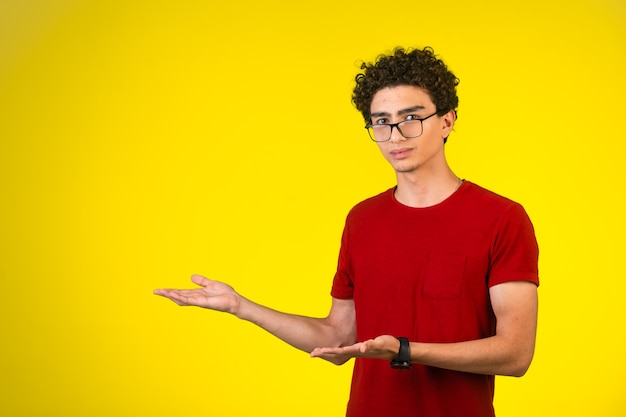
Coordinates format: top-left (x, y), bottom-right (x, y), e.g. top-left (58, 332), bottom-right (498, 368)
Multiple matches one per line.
top-left (154, 274), bottom-right (240, 314)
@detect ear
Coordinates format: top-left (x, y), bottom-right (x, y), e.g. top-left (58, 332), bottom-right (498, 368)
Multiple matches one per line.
top-left (441, 109), bottom-right (456, 139)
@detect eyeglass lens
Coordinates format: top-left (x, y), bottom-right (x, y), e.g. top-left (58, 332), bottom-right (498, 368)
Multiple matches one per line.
top-left (368, 120), bottom-right (423, 142)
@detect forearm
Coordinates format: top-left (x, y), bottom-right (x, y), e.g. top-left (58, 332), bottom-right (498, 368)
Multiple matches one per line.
top-left (311, 282), bottom-right (539, 370)
top-left (411, 333), bottom-right (535, 377)
top-left (235, 296), bottom-right (356, 354)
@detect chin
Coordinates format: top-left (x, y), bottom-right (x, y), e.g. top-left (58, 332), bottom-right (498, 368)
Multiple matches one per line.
top-left (393, 163), bottom-right (421, 173)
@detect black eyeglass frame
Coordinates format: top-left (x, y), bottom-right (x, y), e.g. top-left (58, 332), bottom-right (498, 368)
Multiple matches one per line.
top-left (365, 111), bottom-right (438, 142)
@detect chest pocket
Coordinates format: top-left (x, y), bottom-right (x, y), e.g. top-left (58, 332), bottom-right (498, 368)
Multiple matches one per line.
top-left (423, 254), bottom-right (467, 299)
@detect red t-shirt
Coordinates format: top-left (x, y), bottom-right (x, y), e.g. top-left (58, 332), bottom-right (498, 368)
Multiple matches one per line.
top-left (331, 181), bottom-right (539, 417)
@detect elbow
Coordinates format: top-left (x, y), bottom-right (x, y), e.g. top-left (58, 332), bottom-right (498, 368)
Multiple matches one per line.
top-left (505, 352), bottom-right (535, 377)
top-left (508, 364), bottom-right (529, 378)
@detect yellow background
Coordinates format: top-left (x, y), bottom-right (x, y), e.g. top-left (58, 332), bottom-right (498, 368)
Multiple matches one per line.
top-left (1, 0), bottom-right (625, 415)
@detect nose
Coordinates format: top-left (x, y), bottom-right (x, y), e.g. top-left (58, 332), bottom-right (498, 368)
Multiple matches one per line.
top-left (389, 124), bottom-right (406, 143)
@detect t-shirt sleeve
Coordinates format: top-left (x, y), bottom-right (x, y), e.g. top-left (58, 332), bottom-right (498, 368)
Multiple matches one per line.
top-left (488, 202), bottom-right (540, 287)
top-left (331, 218), bottom-right (355, 299)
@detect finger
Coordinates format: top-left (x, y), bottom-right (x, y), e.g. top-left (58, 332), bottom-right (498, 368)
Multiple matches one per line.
top-left (191, 274), bottom-right (210, 287)
top-left (154, 289), bottom-right (178, 297)
top-left (154, 288), bottom-right (193, 298)
top-left (311, 347), bottom-right (340, 356)
top-left (311, 347), bottom-right (330, 355)
top-left (154, 290), bottom-right (191, 306)
top-left (359, 339), bottom-right (378, 353)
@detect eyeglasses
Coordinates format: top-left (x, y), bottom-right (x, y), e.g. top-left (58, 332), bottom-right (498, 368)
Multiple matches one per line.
top-left (365, 112), bottom-right (438, 142)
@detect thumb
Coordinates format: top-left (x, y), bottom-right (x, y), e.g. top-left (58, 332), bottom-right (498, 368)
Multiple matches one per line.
top-left (191, 274), bottom-right (210, 287)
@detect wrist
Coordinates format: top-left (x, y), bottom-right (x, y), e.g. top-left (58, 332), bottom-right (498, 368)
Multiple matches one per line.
top-left (231, 294), bottom-right (248, 318)
top-left (391, 337), bottom-right (401, 358)
top-left (390, 336), bottom-right (412, 370)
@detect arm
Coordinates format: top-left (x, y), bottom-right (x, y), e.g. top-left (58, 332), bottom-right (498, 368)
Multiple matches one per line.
top-left (154, 274), bottom-right (357, 361)
top-left (410, 280), bottom-right (538, 376)
top-left (312, 280), bottom-right (538, 376)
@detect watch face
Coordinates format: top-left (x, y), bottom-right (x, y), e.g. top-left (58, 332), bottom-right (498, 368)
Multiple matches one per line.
top-left (390, 360), bottom-right (412, 370)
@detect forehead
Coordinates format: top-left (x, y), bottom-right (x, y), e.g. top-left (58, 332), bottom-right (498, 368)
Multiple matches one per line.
top-left (370, 85), bottom-right (434, 113)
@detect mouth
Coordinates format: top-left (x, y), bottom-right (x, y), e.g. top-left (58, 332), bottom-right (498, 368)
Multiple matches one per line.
top-left (389, 147), bottom-right (413, 159)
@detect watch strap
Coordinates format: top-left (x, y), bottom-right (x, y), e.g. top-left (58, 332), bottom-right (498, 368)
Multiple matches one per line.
top-left (390, 336), bottom-right (411, 370)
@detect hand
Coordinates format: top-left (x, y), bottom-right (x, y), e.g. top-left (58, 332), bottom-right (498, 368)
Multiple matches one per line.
top-left (154, 274), bottom-right (241, 315)
top-left (310, 335), bottom-right (400, 364)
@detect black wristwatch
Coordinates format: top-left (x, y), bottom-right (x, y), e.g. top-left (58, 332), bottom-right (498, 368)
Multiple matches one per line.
top-left (390, 337), bottom-right (412, 370)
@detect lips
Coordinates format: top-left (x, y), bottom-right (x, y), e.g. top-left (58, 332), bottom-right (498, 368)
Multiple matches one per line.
top-left (390, 147), bottom-right (413, 159)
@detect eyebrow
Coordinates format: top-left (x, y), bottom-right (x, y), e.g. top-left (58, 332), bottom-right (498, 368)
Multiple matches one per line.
top-left (370, 105), bottom-right (426, 119)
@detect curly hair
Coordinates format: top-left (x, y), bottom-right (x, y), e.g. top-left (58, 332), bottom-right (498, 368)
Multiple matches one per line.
top-left (352, 47), bottom-right (460, 123)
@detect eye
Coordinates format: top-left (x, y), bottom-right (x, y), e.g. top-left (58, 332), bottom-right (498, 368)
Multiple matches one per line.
top-left (405, 114), bottom-right (420, 121)
top-left (373, 118), bottom-right (388, 125)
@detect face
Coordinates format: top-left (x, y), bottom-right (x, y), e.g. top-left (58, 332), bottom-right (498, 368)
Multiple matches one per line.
top-left (369, 85), bottom-right (455, 175)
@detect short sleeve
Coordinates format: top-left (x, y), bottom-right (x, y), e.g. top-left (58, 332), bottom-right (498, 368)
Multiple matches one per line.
top-left (331, 218), bottom-right (355, 299)
top-left (488, 202), bottom-right (540, 287)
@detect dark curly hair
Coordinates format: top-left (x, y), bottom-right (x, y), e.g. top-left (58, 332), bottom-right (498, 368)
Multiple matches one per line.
top-left (352, 47), bottom-right (459, 124)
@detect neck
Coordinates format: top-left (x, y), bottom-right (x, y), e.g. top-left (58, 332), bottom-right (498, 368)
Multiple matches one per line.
top-left (394, 170), bottom-right (462, 208)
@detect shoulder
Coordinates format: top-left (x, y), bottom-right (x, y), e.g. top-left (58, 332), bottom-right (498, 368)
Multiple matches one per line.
top-left (453, 182), bottom-right (536, 239)
top-left (464, 181), bottom-right (537, 249)
top-left (463, 181), bottom-right (516, 205)
top-left (461, 181), bottom-right (527, 215)
top-left (347, 187), bottom-right (395, 217)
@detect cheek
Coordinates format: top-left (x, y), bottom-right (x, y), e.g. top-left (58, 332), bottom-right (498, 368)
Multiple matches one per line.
top-left (375, 143), bottom-right (391, 158)
top-left (424, 129), bottom-right (446, 148)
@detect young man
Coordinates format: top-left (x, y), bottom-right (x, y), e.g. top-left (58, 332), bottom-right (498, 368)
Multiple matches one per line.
top-left (154, 47), bottom-right (540, 417)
